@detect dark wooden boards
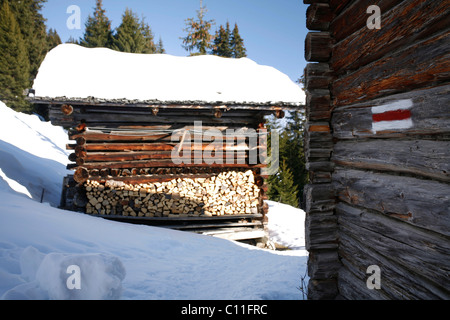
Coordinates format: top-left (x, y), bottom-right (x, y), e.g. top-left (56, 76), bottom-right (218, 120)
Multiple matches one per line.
top-left (305, 0), bottom-right (450, 300)
top-left (332, 84), bottom-right (450, 139)
top-left (337, 202), bottom-right (450, 299)
top-left (331, 0), bottom-right (449, 74)
top-left (332, 30), bottom-right (450, 107)
top-left (333, 139), bottom-right (450, 182)
top-left (333, 168), bottom-right (450, 236)
top-left (47, 103), bottom-right (285, 127)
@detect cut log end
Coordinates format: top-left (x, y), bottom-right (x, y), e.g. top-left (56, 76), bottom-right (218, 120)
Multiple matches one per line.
top-left (61, 104), bottom-right (73, 115)
top-left (74, 167), bottom-right (89, 184)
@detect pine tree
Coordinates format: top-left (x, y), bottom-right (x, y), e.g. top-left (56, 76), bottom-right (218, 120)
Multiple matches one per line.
top-left (80, 0), bottom-right (113, 48)
top-left (230, 23), bottom-right (247, 58)
top-left (7, 0), bottom-right (48, 81)
top-left (47, 28), bottom-right (62, 51)
top-left (276, 160), bottom-right (299, 207)
top-left (140, 17), bottom-right (157, 54)
top-left (156, 37), bottom-right (166, 54)
top-left (265, 110), bottom-right (307, 208)
top-left (284, 110), bottom-right (308, 199)
top-left (211, 23), bottom-right (231, 57)
top-left (66, 36), bottom-right (79, 44)
top-left (111, 8), bottom-right (146, 53)
top-left (181, 1), bottom-right (214, 56)
top-left (0, 0), bottom-right (30, 111)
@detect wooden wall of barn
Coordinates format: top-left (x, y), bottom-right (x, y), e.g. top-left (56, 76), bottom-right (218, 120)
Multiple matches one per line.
top-left (304, 0), bottom-right (450, 299)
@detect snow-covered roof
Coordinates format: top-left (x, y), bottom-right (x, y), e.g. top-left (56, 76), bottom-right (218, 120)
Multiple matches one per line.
top-left (32, 44), bottom-right (305, 106)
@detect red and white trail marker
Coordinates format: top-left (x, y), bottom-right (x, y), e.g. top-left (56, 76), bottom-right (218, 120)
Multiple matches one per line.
top-left (371, 99), bottom-right (413, 133)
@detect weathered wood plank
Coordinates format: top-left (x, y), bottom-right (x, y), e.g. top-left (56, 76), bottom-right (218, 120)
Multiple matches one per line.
top-left (339, 239), bottom-right (446, 300)
top-left (69, 161), bottom-right (266, 170)
top-left (307, 279), bottom-right (338, 300)
top-left (332, 0), bottom-right (450, 74)
top-left (72, 142), bottom-right (259, 153)
top-left (305, 212), bottom-right (338, 250)
top-left (337, 263), bottom-right (388, 300)
top-left (305, 32), bottom-right (333, 62)
top-left (332, 30), bottom-right (450, 106)
top-left (331, 0), bottom-right (402, 42)
top-left (328, 0), bottom-right (351, 15)
top-left (70, 131), bottom-right (173, 143)
top-left (69, 128), bottom-right (266, 143)
top-left (60, 113), bottom-right (261, 126)
top-left (308, 171), bottom-right (332, 184)
top-left (44, 100), bottom-right (299, 110)
top-left (337, 202), bottom-right (450, 299)
top-left (303, 183), bottom-right (335, 214)
top-left (333, 139), bottom-right (450, 182)
top-left (76, 151), bottom-right (249, 163)
top-left (333, 168), bottom-right (450, 236)
top-left (331, 84), bottom-right (450, 139)
top-left (304, 63), bottom-right (333, 91)
top-left (306, 89), bottom-right (332, 120)
top-left (306, 3), bottom-right (333, 31)
top-left (307, 249), bottom-right (340, 280)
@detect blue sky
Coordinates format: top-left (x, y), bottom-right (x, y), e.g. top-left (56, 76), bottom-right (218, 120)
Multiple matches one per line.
top-left (41, 0), bottom-right (308, 83)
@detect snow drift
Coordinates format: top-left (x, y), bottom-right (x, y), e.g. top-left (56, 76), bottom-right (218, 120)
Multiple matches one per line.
top-left (32, 44), bottom-right (305, 105)
top-left (0, 102), bottom-right (71, 206)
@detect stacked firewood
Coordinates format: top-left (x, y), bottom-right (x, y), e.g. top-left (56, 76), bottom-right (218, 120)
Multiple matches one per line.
top-left (85, 170), bottom-right (261, 217)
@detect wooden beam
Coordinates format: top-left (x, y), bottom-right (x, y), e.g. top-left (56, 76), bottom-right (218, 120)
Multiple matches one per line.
top-left (304, 63), bottom-right (333, 91)
top-left (337, 202), bottom-right (450, 299)
top-left (332, 30), bottom-right (450, 107)
top-left (306, 3), bottom-right (333, 31)
top-left (331, 0), bottom-right (449, 74)
top-left (333, 139), bottom-right (450, 182)
top-left (67, 160), bottom-right (266, 170)
top-left (331, 0), bottom-right (402, 42)
top-left (333, 168), bottom-right (450, 236)
top-left (306, 89), bottom-right (332, 120)
top-left (331, 84), bottom-right (450, 139)
top-left (305, 32), bottom-right (333, 62)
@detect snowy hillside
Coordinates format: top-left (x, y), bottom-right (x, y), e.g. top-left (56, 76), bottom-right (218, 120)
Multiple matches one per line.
top-left (0, 101), bottom-right (308, 300)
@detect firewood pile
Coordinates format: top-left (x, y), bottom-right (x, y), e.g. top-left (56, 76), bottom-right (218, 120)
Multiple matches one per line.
top-left (85, 170), bottom-right (262, 217)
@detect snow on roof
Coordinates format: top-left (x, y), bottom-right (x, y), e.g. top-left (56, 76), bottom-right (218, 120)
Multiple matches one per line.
top-left (32, 44), bottom-right (305, 106)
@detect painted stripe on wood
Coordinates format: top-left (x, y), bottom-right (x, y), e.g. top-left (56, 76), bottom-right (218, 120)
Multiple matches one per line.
top-left (371, 99), bottom-right (413, 132)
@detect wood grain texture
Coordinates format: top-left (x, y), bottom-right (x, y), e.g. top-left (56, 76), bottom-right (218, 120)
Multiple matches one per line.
top-left (337, 202), bottom-right (450, 299)
top-left (332, 0), bottom-right (450, 74)
top-left (333, 168), bottom-right (450, 236)
top-left (333, 139), bottom-right (450, 182)
top-left (332, 30), bottom-right (450, 106)
top-left (305, 32), bottom-right (333, 62)
top-left (332, 84), bottom-right (450, 139)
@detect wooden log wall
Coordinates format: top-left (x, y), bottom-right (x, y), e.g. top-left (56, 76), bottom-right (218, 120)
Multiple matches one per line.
top-left (304, 0), bottom-right (450, 299)
top-left (303, 0), bottom-right (340, 300)
top-left (45, 102), bottom-right (283, 224)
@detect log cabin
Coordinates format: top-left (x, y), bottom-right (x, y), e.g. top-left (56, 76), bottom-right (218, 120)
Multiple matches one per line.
top-left (30, 44), bottom-right (305, 244)
top-left (303, 0), bottom-right (449, 299)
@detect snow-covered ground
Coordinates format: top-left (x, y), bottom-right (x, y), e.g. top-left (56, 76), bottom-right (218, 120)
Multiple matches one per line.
top-left (0, 101), bottom-right (308, 300)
